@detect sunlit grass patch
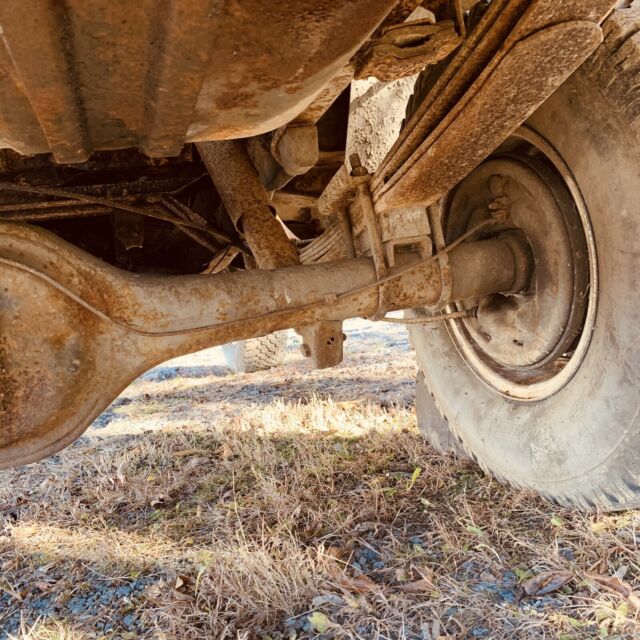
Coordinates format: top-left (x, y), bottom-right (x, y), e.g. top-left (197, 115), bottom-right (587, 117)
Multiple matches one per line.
top-left (1, 392), bottom-right (639, 639)
top-left (8, 620), bottom-right (84, 640)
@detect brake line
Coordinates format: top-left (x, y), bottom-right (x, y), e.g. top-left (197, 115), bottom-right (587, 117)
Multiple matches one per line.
top-left (378, 309), bottom-right (477, 324)
top-left (0, 218), bottom-right (496, 338)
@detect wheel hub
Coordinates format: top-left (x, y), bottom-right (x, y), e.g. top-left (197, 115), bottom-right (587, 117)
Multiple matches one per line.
top-left (443, 128), bottom-right (594, 399)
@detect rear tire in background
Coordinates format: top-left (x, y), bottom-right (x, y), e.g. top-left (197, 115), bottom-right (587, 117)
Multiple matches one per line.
top-left (223, 331), bottom-right (289, 374)
top-left (410, 8), bottom-right (640, 510)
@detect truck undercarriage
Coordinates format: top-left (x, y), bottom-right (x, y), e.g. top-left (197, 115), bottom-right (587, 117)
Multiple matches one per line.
top-left (2, 0), bottom-right (639, 511)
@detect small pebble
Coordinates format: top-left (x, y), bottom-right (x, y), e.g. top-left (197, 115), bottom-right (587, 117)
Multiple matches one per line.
top-left (560, 547), bottom-right (576, 561)
top-left (502, 570), bottom-right (517, 587)
top-left (123, 613), bottom-right (136, 628)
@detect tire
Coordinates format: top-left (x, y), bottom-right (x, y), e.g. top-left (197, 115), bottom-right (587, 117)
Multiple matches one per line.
top-left (416, 371), bottom-right (469, 458)
top-left (223, 331), bottom-right (289, 374)
top-left (409, 7), bottom-right (640, 510)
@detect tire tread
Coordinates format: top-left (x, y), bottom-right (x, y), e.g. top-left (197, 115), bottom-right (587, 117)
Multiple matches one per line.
top-left (225, 332), bottom-right (288, 374)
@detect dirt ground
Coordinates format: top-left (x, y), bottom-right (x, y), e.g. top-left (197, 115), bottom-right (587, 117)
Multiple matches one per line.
top-left (1, 319), bottom-right (639, 640)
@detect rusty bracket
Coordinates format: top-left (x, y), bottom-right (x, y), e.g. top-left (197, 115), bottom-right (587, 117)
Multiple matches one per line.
top-left (299, 319), bottom-right (347, 369)
top-left (300, 318), bottom-right (345, 369)
top-left (324, 154), bottom-right (389, 318)
top-left (325, 153), bottom-right (436, 320)
top-left (349, 155), bottom-right (387, 277)
top-left (426, 201), bottom-right (452, 310)
top-left (355, 19), bottom-right (463, 82)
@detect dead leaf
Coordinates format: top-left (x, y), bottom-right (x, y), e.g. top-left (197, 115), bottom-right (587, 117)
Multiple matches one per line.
top-left (337, 574), bottom-right (380, 593)
top-left (175, 574), bottom-right (195, 592)
top-left (407, 467), bottom-right (422, 490)
top-left (311, 593), bottom-right (345, 608)
top-left (150, 495), bottom-right (172, 508)
top-left (521, 570), bottom-right (572, 597)
top-left (36, 563), bottom-right (55, 575)
top-left (322, 546), bottom-right (344, 562)
top-left (586, 572), bottom-right (640, 610)
top-left (354, 521), bottom-right (380, 534)
top-left (145, 581), bottom-right (164, 599)
top-left (396, 578), bottom-right (433, 594)
top-left (172, 589), bottom-right (193, 602)
top-left (174, 448), bottom-right (205, 458)
top-left (216, 443), bottom-right (234, 460)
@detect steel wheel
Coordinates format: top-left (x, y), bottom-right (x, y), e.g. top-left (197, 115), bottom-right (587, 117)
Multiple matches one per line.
top-left (442, 126), bottom-right (596, 401)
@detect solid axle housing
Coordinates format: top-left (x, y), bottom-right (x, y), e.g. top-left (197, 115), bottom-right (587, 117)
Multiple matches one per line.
top-left (0, 222), bottom-right (530, 467)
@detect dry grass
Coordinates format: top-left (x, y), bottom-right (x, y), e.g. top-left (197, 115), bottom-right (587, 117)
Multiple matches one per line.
top-left (1, 325), bottom-right (639, 639)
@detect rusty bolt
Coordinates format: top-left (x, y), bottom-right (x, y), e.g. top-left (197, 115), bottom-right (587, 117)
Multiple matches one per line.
top-left (300, 343), bottom-right (311, 358)
top-left (488, 195), bottom-right (510, 223)
top-left (488, 174), bottom-right (510, 223)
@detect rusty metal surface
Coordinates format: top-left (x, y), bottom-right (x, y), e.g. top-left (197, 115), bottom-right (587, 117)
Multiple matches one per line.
top-left (301, 320), bottom-right (346, 369)
top-left (355, 19), bottom-right (462, 81)
top-left (298, 222), bottom-right (351, 264)
top-left (375, 0), bottom-right (529, 185)
top-left (197, 140), bottom-right (300, 270)
top-left (0, 0), bottom-right (395, 163)
top-left (440, 126), bottom-right (594, 401)
top-left (372, 0), bottom-right (615, 211)
top-left (271, 126), bottom-right (319, 178)
top-left (292, 66), bottom-right (355, 127)
top-left (0, 220), bottom-right (530, 467)
top-left (317, 164), bottom-right (369, 219)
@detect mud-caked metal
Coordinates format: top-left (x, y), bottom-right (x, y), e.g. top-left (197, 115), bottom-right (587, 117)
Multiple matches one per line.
top-left (0, 220), bottom-right (530, 468)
